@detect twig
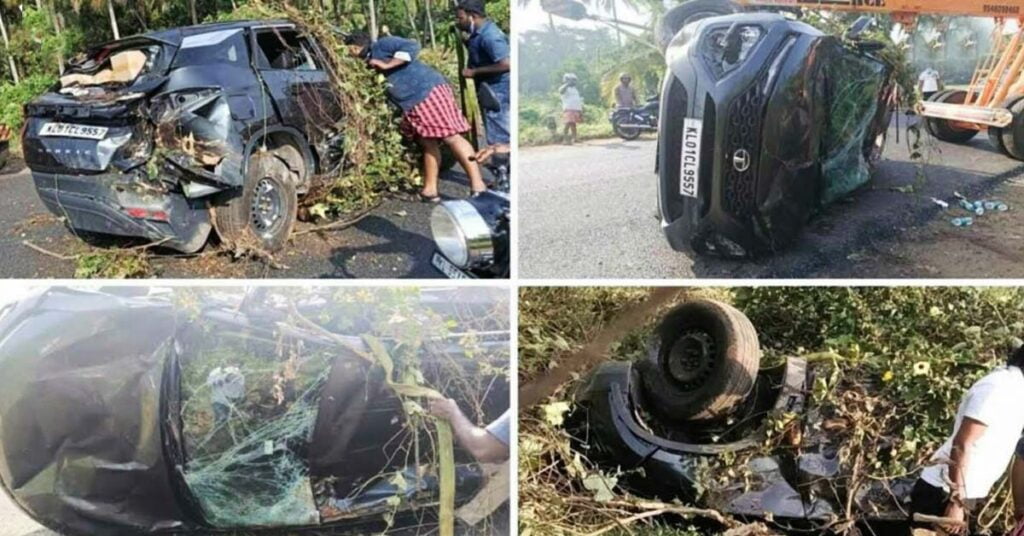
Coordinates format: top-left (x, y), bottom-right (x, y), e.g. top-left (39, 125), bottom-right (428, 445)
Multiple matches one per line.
top-left (22, 240), bottom-right (77, 261)
top-left (294, 201), bottom-right (381, 236)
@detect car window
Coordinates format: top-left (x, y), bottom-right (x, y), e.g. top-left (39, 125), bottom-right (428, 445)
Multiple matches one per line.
top-left (255, 28), bottom-right (320, 71)
top-left (172, 29), bottom-right (250, 69)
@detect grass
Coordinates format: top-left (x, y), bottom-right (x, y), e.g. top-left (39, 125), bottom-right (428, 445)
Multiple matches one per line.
top-left (518, 287), bottom-right (1024, 535)
top-left (518, 95), bottom-right (617, 146)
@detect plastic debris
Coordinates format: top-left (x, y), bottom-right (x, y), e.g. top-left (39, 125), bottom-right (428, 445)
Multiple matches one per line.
top-left (952, 217), bottom-right (974, 227)
top-left (931, 197), bottom-right (949, 209)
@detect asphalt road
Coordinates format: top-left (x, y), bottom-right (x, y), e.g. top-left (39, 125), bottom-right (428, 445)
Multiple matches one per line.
top-left (520, 121), bottom-right (1024, 279)
top-left (0, 162), bottom-right (479, 279)
top-left (0, 492), bottom-right (52, 536)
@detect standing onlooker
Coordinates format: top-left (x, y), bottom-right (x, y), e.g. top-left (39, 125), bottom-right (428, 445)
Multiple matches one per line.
top-left (455, 0), bottom-right (510, 163)
top-left (919, 66), bottom-right (943, 101)
top-left (910, 345), bottom-right (1024, 535)
top-left (559, 73), bottom-right (583, 145)
top-left (345, 33), bottom-right (487, 202)
top-left (614, 73), bottom-right (637, 110)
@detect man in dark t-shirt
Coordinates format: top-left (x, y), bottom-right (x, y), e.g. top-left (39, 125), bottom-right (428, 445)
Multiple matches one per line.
top-left (455, 0), bottom-right (510, 161)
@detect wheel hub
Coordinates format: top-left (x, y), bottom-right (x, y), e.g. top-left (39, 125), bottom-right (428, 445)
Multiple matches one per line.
top-left (250, 177), bottom-right (283, 237)
top-left (665, 329), bottom-right (717, 391)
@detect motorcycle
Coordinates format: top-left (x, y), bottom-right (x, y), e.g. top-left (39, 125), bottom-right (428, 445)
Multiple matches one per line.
top-left (429, 152), bottom-right (510, 279)
top-left (610, 95), bottom-right (660, 140)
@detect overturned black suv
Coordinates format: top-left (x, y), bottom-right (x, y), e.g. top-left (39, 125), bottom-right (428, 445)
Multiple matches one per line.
top-left (565, 299), bottom-right (916, 531)
top-left (0, 287), bottom-right (509, 535)
top-left (656, 5), bottom-right (894, 258)
top-left (22, 20), bottom-right (344, 253)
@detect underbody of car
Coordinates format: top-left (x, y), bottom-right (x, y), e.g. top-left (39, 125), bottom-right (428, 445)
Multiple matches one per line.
top-left (657, 13), bottom-right (893, 258)
top-left (564, 300), bottom-right (915, 530)
top-left (0, 288), bottom-right (509, 535)
top-left (22, 20), bottom-right (344, 253)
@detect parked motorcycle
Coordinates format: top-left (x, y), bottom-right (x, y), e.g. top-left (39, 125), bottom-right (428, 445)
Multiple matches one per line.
top-left (610, 95), bottom-right (660, 140)
top-left (429, 153), bottom-right (510, 279)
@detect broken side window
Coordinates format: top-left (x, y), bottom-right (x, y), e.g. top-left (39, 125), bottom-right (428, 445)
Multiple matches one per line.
top-left (821, 45), bottom-right (887, 204)
top-left (177, 326), bottom-right (333, 528)
top-left (172, 29), bottom-right (250, 69)
top-left (255, 28), bottom-right (320, 71)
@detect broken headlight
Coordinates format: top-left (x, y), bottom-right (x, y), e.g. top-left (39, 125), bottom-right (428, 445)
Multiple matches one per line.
top-left (702, 24), bottom-right (763, 78)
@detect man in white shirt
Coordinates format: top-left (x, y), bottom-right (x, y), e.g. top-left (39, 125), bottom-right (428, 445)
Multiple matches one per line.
top-left (912, 347), bottom-right (1024, 534)
top-left (919, 67), bottom-right (942, 101)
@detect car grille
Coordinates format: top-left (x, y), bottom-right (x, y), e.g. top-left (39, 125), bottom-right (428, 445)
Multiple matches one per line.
top-left (722, 76), bottom-right (768, 218)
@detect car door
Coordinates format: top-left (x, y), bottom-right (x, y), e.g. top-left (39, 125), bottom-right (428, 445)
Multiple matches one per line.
top-left (250, 25), bottom-right (337, 142)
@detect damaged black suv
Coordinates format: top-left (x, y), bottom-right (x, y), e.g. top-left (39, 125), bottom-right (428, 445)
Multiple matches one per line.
top-left (657, 6), bottom-right (894, 258)
top-left (23, 20), bottom-right (343, 253)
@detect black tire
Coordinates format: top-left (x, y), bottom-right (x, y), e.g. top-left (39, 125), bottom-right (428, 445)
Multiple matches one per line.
top-left (925, 90), bottom-right (979, 144)
top-left (999, 97), bottom-right (1024, 161)
top-left (922, 90), bottom-right (952, 139)
top-left (656, 0), bottom-right (740, 50)
top-left (637, 299), bottom-right (761, 423)
top-left (214, 151), bottom-right (298, 252)
top-left (613, 118), bottom-right (642, 141)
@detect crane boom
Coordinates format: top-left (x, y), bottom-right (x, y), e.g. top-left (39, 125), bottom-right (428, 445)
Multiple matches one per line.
top-left (734, 0), bottom-right (1024, 19)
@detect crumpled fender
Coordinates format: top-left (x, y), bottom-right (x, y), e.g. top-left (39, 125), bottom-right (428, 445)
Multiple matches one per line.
top-left (154, 91), bottom-right (245, 192)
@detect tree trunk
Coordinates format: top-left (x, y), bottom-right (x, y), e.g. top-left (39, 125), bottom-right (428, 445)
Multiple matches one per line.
top-left (189, 0), bottom-right (197, 25)
top-left (610, 0), bottom-right (622, 47)
top-left (107, 0), bottom-right (120, 40)
top-left (47, 0), bottom-right (64, 74)
top-left (0, 8), bottom-right (19, 83)
top-left (425, 0), bottom-right (435, 48)
top-left (368, 0), bottom-right (378, 40)
top-left (402, 0), bottom-right (421, 41)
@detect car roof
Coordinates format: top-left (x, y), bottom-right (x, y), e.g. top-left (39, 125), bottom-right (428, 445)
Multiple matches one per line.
top-left (102, 19), bottom-right (296, 48)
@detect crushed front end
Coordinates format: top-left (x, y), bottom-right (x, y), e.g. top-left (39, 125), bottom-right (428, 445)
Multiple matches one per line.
top-left (658, 14), bottom-right (891, 258)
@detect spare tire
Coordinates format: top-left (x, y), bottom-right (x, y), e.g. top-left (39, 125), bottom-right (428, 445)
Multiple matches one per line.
top-left (637, 299), bottom-right (761, 423)
top-left (925, 90), bottom-right (979, 144)
top-left (656, 0), bottom-right (739, 50)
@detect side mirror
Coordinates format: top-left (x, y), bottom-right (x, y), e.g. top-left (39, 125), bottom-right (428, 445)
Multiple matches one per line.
top-left (540, 0), bottom-right (590, 21)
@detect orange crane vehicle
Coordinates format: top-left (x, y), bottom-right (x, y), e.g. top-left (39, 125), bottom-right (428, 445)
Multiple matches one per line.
top-left (658, 0), bottom-right (1024, 159)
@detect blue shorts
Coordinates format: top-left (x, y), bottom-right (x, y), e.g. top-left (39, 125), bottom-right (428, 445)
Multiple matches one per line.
top-left (480, 85), bottom-right (510, 146)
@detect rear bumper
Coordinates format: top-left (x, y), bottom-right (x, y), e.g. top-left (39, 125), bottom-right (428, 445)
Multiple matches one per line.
top-left (33, 171), bottom-right (212, 253)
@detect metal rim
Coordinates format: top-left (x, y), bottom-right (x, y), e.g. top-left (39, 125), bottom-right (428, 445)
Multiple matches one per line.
top-left (250, 177), bottom-right (285, 238)
top-left (664, 329), bottom-right (717, 391)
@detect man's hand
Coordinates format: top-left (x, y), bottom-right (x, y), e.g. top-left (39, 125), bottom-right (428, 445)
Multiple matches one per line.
top-left (368, 58), bottom-right (387, 71)
top-left (939, 501), bottom-right (967, 536)
top-left (462, 67), bottom-right (475, 78)
top-left (429, 396), bottom-right (461, 422)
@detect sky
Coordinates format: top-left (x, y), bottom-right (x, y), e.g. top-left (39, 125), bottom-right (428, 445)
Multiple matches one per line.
top-left (516, 0), bottom-right (653, 35)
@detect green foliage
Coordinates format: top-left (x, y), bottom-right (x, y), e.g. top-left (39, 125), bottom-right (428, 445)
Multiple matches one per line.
top-left (0, 75), bottom-right (55, 149)
top-left (521, 287), bottom-right (1024, 534)
top-left (518, 95), bottom-right (616, 145)
top-left (74, 250), bottom-right (152, 278)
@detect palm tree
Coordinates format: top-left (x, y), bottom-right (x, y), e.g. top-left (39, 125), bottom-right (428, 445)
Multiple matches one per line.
top-left (106, 0), bottom-right (119, 39)
top-left (188, 0), bottom-right (197, 25)
top-left (0, 2), bottom-right (19, 83)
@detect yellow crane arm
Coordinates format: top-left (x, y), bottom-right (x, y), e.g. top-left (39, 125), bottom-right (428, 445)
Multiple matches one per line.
top-left (733, 0), bottom-right (1024, 19)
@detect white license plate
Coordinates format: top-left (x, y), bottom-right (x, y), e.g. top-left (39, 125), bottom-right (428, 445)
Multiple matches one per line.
top-left (679, 118), bottom-right (703, 199)
top-left (432, 252), bottom-right (471, 279)
top-left (39, 122), bottom-right (108, 140)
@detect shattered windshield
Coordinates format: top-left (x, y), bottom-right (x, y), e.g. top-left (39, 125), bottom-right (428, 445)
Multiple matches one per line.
top-left (60, 44), bottom-right (161, 90)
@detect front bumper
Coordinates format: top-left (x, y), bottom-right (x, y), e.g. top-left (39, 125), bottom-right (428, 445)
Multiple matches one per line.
top-left (33, 171), bottom-right (212, 253)
top-left (658, 14), bottom-right (827, 258)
